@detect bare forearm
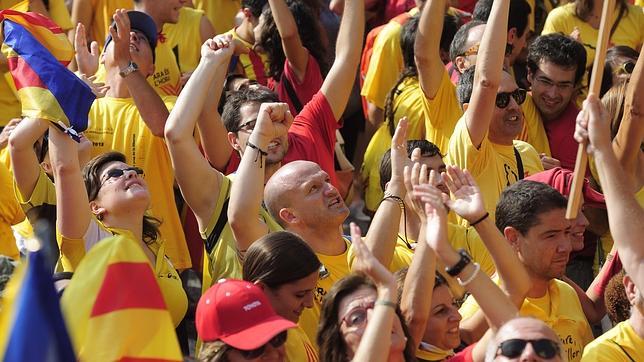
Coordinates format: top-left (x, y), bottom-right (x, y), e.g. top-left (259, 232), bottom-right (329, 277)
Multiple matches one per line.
top-left (8, 118), bottom-right (49, 199)
top-left (352, 286), bottom-right (397, 362)
top-left (125, 74), bottom-right (169, 137)
top-left (415, 0), bottom-right (447, 99)
top-left (199, 60), bottom-right (232, 171)
top-left (365, 182), bottom-right (405, 267)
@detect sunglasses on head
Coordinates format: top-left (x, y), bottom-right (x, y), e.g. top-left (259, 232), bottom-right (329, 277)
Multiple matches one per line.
top-left (614, 61), bottom-right (635, 75)
top-left (496, 338), bottom-right (560, 359)
top-left (101, 167), bottom-right (144, 185)
top-left (496, 88), bottom-right (527, 109)
top-left (235, 330), bottom-right (288, 359)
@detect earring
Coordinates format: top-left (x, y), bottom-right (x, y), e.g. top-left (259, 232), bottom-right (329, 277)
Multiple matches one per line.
top-left (97, 213), bottom-right (103, 221)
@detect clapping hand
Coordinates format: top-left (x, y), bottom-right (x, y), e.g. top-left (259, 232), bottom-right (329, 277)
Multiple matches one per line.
top-left (74, 23), bottom-right (99, 76)
top-left (350, 222), bottom-right (396, 289)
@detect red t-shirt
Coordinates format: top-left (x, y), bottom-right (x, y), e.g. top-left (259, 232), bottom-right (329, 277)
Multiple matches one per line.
top-left (225, 92), bottom-right (338, 186)
top-left (543, 102), bottom-right (582, 172)
top-left (269, 53), bottom-right (324, 116)
top-left (445, 343), bottom-right (475, 362)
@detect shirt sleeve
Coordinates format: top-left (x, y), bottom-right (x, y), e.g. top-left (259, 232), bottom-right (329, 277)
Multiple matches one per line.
top-left (290, 92), bottom-right (339, 157)
top-left (361, 22), bottom-right (404, 109)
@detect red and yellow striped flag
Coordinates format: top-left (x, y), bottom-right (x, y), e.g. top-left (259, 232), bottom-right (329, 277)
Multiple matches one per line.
top-left (60, 235), bottom-right (182, 362)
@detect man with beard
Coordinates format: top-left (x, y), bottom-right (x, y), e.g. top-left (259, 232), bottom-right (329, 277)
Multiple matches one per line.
top-left (446, 0), bottom-right (543, 226)
top-left (460, 180), bottom-right (593, 362)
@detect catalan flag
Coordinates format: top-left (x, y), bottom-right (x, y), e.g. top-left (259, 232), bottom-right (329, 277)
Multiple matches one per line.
top-left (0, 9), bottom-right (95, 140)
top-left (60, 235), bottom-right (182, 362)
top-left (0, 249), bottom-right (76, 362)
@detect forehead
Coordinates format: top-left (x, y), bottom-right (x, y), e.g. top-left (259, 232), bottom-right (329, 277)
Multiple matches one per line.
top-left (338, 287), bottom-right (376, 315)
top-left (239, 102), bottom-right (261, 124)
top-left (431, 284), bottom-right (453, 306)
top-left (418, 155), bottom-right (446, 170)
top-left (526, 208), bottom-right (568, 234)
top-left (99, 161), bottom-right (128, 177)
top-left (535, 60), bottom-right (576, 82)
top-left (499, 71), bottom-right (519, 92)
top-left (497, 319), bottom-right (557, 341)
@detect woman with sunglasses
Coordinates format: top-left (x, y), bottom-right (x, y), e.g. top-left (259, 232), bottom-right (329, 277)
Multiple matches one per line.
top-left (48, 126), bottom-right (187, 327)
top-left (242, 231), bottom-right (321, 361)
top-left (317, 223), bottom-right (417, 362)
top-left (196, 279), bottom-right (296, 361)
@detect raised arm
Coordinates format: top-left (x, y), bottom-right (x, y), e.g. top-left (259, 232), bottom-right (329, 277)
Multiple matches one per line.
top-left (228, 102), bottom-right (293, 251)
top-left (441, 166), bottom-right (529, 341)
top-left (349, 223), bottom-right (398, 362)
top-left (74, 23), bottom-right (99, 76)
top-left (8, 118), bottom-right (48, 200)
top-left (415, 0), bottom-right (448, 99)
top-left (400, 164), bottom-right (437, 346)
top-left (464, 0), bottom-right (508, 148)
top-left (364, 119), bottom-right (409, 267)
top-left (49, 126), bottom-right (91, 240)
top-left (111, 10), bottom-right (169, 137)
top-left (69, 0), bottom-right (94, 71)
top-left (164, 35), bottom-right (231, 228)
top-left (575, 94), bottom-right (644, 291)
top-left (612, 51), bottom-right (643, 189)
top-left (268, 0), bottom-right (309, 82)
top-left (320, 0), bottom-right (364, 120)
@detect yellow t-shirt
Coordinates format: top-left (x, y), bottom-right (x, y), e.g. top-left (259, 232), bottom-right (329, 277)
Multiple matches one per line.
top-left (224, 28), bottom-right (269, 84)
top-left (542, 3), bottom-right (644, 70)
top-left (150, 37), bottom-right (183, 96)
top-left (460, 278), bottom-right (593, 362)
top-left (193, 0), bottom-right (240, 35)
top-left (0, 72), bottom-right (21, 127)
top-left (447, 223), bottom-right (496, 277)
top-left (360, 8), bottom-right (418, 109)
top-left (57, 222), bottom-right (187, 327)
top-left (518, 94), bottom-right (552, 156)
top-left (446, 118), bottom-right (544, 225)
top-left (582, 320), bottom-right (644, 362)
top-left (299, 239), bottom-right (353, 348)
top-left (87, 0), bottom-right (134, 50)
top-left (164, 7), bottom-right (205, 73)
top-left (286, 325), bottom-right (319, 362)
top-left (198, 175), bottom-right (282, 292)
top-left (361, 76), bottom-right (426, 212)
top-left (0, 162), bottom-right (23, 259)
top-left (85, 96), bottom-right (191, 269)
top-left (421, 68), bottom-right (464, 154)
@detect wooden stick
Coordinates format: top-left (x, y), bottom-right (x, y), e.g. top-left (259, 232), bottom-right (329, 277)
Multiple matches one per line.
top-left (566, 0), bottom-right (615, 220)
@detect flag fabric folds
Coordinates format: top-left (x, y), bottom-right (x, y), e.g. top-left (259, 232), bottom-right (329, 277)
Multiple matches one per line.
top-left (0, 249), bottom-right (76, 362)
top-left (0, 9), bottom-right (95, 140)
top-left (61, 235), bottom-right (182, 362)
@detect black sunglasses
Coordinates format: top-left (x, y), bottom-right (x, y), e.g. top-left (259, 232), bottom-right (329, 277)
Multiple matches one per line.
top-left (496, 88), bottom-right (527, 109)
top-left (236, 330), bottom-right (288, 359)
top-left (101, 167), bottom-right (144, 185)
top-left (496, 338), bottom-right (560, 359)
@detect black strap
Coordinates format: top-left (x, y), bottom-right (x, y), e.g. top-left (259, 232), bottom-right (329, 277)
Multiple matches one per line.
top-left (204, 181), bottom-right (231, 254)
top-left (281, 74), bottom-right (303, 113)
top-left (513, 146), bottom-right (524, 180)
top-left (609, 339), bottom-right (635, 362)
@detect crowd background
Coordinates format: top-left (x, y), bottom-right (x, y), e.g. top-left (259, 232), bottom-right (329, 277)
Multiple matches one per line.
top-left (0, 0), bottom-right (643, 361)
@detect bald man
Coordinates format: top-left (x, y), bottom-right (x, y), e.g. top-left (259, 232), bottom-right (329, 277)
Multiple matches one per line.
top-left (487, 317), bottom-right (564, 362)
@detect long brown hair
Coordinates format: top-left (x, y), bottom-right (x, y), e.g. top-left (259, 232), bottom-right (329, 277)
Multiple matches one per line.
top-left (83, 151), bottom-right (161, 245)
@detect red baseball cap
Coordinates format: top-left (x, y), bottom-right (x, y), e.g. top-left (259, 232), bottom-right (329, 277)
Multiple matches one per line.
top-left (196, 279), bottom-right (296, 349)
top-left (525, 167), bottom-right (605, 209)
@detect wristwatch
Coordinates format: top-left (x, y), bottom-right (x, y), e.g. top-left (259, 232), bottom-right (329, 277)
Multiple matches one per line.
top-left (119, 61), bottom-right (139, 78)
top-left (445, 249), bottom-right (472, 277)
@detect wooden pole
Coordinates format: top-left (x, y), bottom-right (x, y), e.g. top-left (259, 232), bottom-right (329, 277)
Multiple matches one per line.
top-left (566, 0), bottom-right (615, 220)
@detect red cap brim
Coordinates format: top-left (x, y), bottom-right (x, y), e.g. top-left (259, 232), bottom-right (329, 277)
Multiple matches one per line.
top-left (220, 315), bottom-right (296, 350)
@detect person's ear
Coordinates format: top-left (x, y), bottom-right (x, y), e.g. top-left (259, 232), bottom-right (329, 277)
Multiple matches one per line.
top-left (462, 103), bottom-right (469, 112)
top-left (40, 160), bottom-right (52, 175)
top-left (504, 227), bottom-right (521, 252)
top-left (507, 28), bottom-right (517, 45)
top-left (227, 132), bottom-right (242, 152)
top-left (279, 208), bottom-right (297, 225)
top-left (241, 8), bottom-right (253, 19)
top-left (89, 201), bottom-right (106, 220)
top-left (454, 55), bottom-right (467, 74)
top-left (623, 275), bottom-right (638, 305)
top-left (527, 68), bottom-right (534, 85)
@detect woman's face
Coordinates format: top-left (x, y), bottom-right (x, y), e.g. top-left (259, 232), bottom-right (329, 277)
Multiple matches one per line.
top-left (264, 272), bottom-right (318, 323)
top-left (337, 286), bottom-right (407, 359)
top-left (93, 161), bottom-right (150, 215)
top-left (423, 285), bottom-right (462, 350)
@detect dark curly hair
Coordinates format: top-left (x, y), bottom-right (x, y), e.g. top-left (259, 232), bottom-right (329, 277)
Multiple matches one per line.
top-left (605, 269), bottom-right (629, 325)
top-left (317, 273), bottom-right (417, 362)
top-left (83, 151), bottom-right (161, 245)
top-left (256, 0), bottom-right (328, 81)
top-left (222, 87), bottom-right (280, 132)
top-left (473, 0), bottom-right (532, 38)
top-left (527, 33), bottom-right (587, 86)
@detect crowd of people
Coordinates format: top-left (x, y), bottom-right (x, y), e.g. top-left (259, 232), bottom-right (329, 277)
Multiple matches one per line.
top-left (0, 0), bottom-right (643, 361)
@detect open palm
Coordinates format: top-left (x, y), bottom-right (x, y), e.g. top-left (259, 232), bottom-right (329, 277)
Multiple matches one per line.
top-left (443, 166), bottom-right (486, 222)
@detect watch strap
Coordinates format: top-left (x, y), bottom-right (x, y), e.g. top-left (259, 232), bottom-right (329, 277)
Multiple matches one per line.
top-left (445, 249), bottom-right (472, 277)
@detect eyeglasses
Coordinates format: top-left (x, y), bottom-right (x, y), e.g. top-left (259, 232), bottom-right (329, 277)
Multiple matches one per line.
top-left (496, 338), bottom-right (561, 359)
top-left (533, 75), bottom-right (575, 91)
top-left (496, 88), bottom-right (527, 109)
top-left (340, 301), bottom-right (375, 329)
top-left (235, 330), bottom-right (288, 359)
top-left (614, 61), bottom-right (635, 75)
top-left (100, 167), bottom-right (144, 186)
top-left (237, 120), bottom-right (256, 133)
